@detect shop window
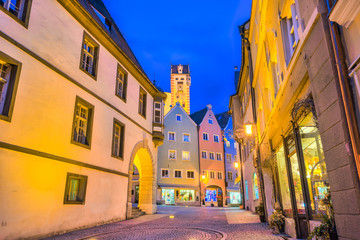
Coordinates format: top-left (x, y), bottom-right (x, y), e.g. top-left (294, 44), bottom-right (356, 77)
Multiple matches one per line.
top-left (71, 97), bottom-right (94, 148)
top-left (276, 145), bottom-right (293, 216)
top-left (111, 119), bottom-right (125, 159)
top-left (205, 189), bottom-right (217, 202)
top-left (0, 0), bottom-right (32, 26)
top-left (230, 192), bottom-right (241, 204)
top-left (299, 113), bottom-right (329, 215)
top-left (0, 52), bottom-right (21, 122)
top-left (245, 180), bottom-right (249, 201)
top-left (162, 189), bottom-right (175, 204)
top-left (253, 173), bottom-right (259, 200)
top-left (179, 190), bottom-right (194, 201)
top-left (64, 173), bottom-right (88, 204)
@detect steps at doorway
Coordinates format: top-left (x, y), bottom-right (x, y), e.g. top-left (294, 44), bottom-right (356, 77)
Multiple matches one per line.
top-left (131, 207), bottom-right (146, 219)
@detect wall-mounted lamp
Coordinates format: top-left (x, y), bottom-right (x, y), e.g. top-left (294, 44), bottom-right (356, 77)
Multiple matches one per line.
top-left (234, 162), bottom-right (239, 169)
top-left (245, 123), bottom-right (253, 135)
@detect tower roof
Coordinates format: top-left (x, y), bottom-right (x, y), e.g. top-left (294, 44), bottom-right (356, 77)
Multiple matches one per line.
top-left (171, 64), bottom-right (190, 74)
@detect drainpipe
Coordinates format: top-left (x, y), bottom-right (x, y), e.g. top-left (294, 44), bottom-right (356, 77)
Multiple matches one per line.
top-left (239, 142), bottom-right (245, 209)
top-left (222, 130), bottom-right (228, 206)
top-left (239, 25), bottom-right (268, 220)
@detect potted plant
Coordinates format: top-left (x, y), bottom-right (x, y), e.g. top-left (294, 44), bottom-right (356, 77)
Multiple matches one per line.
top-left (308, 193), bottom-right (338, 240)
top-left (256, 202), bottom-right (266, 222)
top-left (269, 203), bottom-right (285, 234)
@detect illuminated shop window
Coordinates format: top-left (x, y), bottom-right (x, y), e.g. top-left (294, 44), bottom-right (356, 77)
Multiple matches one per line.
top-left (179, 190), bottom-right (195, 201)
top-left (253, 173), bottom-right (259, 200)
top-left (245, 180), bottom-right (249, 201)
top-left (276, 145), bottom-right (292, 216)
top-left (162, 189), bottom-right (175, 204)
top-left (64, 173), bottom-right (88, 204)
top-left (205, 189), bottom-right (217, 202)
top-left (230, 192), bottom-right (241, 204)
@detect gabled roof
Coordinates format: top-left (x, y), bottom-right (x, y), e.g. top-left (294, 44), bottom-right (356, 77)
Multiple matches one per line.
top-left (77, 0), bottom-right (146, 75)
top-left (215, 112), bottom-right (231, 130)
top-left (189, 107), bottom-right (208, 126)
top-left (171, 64), bottom-right (190, 74)
top-left (165, 102), bottom-right (197, 126)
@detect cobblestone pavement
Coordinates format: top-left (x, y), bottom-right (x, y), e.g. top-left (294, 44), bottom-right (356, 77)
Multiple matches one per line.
top-left (43, 206), bottom-right (284, 240)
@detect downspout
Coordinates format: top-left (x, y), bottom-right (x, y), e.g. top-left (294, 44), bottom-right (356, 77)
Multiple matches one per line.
top-left (239, 142), bottom-right (245, 209)
top-left (222, 129), bottom-right (228, 206)
top-left (239, 25), bottom-right (267, 220)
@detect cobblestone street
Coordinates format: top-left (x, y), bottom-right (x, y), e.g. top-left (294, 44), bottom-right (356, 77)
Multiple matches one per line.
top-left (44, 206), bottom-right (284, 240)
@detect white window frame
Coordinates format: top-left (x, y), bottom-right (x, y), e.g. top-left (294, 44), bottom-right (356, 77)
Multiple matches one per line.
top-left (209, 152), bottom-right (215, 160)
top-left (186, 170), bottom-right (195, 179)
top-left (74, 103), bottom-right (89, 145)
top-left (183, 133), bottom-right (190, 142)
top-left (168, 150), bottom-right (176, 160)
top-left (182, 151), bottom-right (190, 161)
top-left (168, 132), bottom-right (176, 141)
top-left (216, 153), bottom-right (222, 161)
top-left (203, 132), bottom-right (209, 141)
top-left (208, 118), bottom-right (213, 124)
top-left (217, 171), bottom-right (223, 180)
top-left (201, 151), bottom-right (207, 159)
top-left (228, 171), bottom-right (233, 181)
top-left (154, 101), bottom-right (162, 124)
top-left (226, 154), bottom-right (232, 163)
top-left (176, 114), bottom-right (182, 122)
top-left (213, 134), bottom-right (219, 143)
top-left (1, 0), bottom-right (27, 21)
top-left (0, 61), bottom-right (11, 114)
top-left (210, 171), bottom-right (215, 179)
top-left (174, 169), bottom-right (182, 178)
top-left (161, 168), bottom-right (169, 178)
top-left (81, 39), bottom-right (95, 75)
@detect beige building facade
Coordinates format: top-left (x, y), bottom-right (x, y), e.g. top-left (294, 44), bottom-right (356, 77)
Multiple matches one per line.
top-left (0, 0), bottom-right (165, 239)
top-left (231, 0), bottom-right (360, 239)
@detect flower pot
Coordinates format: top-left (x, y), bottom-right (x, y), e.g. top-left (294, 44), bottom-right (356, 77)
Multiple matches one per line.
top-left (259, 214), bottom-right (266, 222)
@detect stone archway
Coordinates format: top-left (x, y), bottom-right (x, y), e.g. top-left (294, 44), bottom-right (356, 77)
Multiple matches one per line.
top-left (126, 139), bottom-right (157, 218)
top-left (204, 185), bottom-right (224, 207)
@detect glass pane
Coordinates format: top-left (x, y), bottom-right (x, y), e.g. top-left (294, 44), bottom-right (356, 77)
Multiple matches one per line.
top-left (276, 145), bottom-right (292, 215)
top-left (68, 179), bottom-right (80, 201)
top-left (299, 113), bottom-right (329, 215)
top-left (289, 151), bottom-right (306, 214)
top-left (179, 190), bottom-right (194, 202)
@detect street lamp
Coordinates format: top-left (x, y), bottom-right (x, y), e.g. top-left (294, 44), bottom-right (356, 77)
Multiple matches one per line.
top-left (234, 161), bottom-right (239, 169)
top-left (245, 123), bottom-right (253, 135)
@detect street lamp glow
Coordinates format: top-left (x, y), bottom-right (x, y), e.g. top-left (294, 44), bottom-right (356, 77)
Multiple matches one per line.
top-left (234, 162), bottom-right (239, 168)
top-left (202, 174), bottom-right (206, 180)
top-left (245, 123), bottom-right (253, 135)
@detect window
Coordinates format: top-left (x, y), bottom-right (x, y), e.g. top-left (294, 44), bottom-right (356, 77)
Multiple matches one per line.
top-left (168, 132), bottom-right (175, 141)
top-left (280, 4), bottom-right (300, 65)
top-left (168, 150), bottom-right (176, 160)
top-left (115, 65), bottom-right (127, 101)
top-left (176, 114), bottom-right (182, 121)
top-left (217, 172), bottom-right (222, 180)
top-left (210, 171), bottom-right (215, 179)
top-left (71, 97), bottom-right (94, 148)
top-left (186, 170), bottom-right (195, 179)
top-left (80, 33), bottom-right (98, 78)
top-left (201, 151), bottom-right (207, 159)
top-left (253, 173), bottom-right (259, 200)
top-left (234, 155), bottom-right (237, 162)
top-left (203, 132), bottom-right (209, 141)
top-left (138, 87), bottom-right (147, 117)
top-left (226, 154), bottom-right (232, 163)
top-left (183, 133), bottom-right (190, 142)
top-left (209, 152), bottom-right (215, 160)
top-left (208, 118), bottom-right (213, 124)
top-left (90, 4), bottom-right (111, 32)
top-left (226, 141), bottom-right (230, 148)
top-left (216, 153), bottom-right (222, 161)
top-left (0, 0), bottom-right (31, 26)
top-left (0, 52), bottom-right (21, 122)
top-left (154, 101), bottom-right (162, 124)
top-left (64, 173), bottom-right (88, 204)
top-left (182, 151), bottom-right (190, 161)
top-left (111, 119), bottom-right (125, 159)
top-left (234, 142), bottom-right (237, 149)
top-left (202, 170), bottom-right (208, 178)
top-left (161, 169), bottom-right (169, 178)
top-left (174, 170), bottom-right (182, 178)
top-left (180, 190), bottom-right (195, 201)
top-left (245, 180), bottom-right (249, 200)
top-left (213, 135), bottom-right (219, 142)
top-left (228, 172), bottom-right (233, 181)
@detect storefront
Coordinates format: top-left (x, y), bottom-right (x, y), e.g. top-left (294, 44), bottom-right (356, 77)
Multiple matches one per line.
top-left (161, 188), bottom-right (199, 206)
top-left (276, 111), bottom-right (329, 239)
top-left (204, 186), bottom-right (223, 207)
top-left (228, 191), bottom-right (241, 205)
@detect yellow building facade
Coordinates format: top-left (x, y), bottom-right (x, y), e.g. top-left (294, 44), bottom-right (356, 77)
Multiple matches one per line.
top-left (0, 0), bottom-right (165, 239)
top-left (231, 0), bottom-right (360, 239)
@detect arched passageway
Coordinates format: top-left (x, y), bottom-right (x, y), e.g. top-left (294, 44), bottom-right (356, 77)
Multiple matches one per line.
top-left (127, 141), bottom-right (157, 218)
top-left (204, 185), bottom-right (224, 207)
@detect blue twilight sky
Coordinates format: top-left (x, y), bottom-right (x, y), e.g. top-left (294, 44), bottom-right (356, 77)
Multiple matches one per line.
top-left (102, 0), bottom-right (252, 114)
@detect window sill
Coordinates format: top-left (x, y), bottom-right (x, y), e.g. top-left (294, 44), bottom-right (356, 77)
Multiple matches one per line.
top-left (71, 140), bottom-right (91, 150)
top-left (0, 5), bottom-right (30, 29)
top-left (115, 93), bottom-right (127, 103)
top-left (64, 201), bottom-right (85, 205)
top-left (138, 112), bottom-right (146, 119)
top-left (79, 67), bottom-right (97, 81)
top-left (111, 154), bottom-right (123, 161)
